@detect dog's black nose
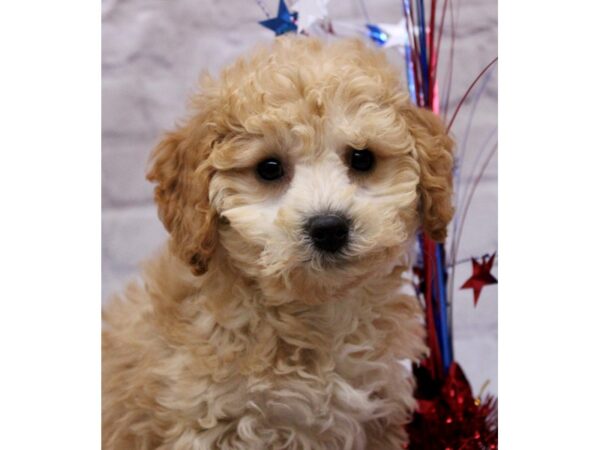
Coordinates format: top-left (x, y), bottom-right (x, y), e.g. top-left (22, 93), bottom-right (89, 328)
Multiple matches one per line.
top-left (307, 215), bottom-right (349, 253)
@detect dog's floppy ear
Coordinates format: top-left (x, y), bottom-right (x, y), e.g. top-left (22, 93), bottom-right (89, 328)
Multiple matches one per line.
top-left (147, 125), bottom-right (218, 275)
top-left (405, 106), bottom-right (454, 241)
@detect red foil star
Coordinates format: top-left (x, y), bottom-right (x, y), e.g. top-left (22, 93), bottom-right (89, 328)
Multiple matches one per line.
top-left (460, 253), bottom-right (498, 306)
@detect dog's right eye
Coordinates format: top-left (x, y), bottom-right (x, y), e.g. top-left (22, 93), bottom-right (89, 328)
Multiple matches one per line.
top-left (256, 158), bottom-right (284, 181)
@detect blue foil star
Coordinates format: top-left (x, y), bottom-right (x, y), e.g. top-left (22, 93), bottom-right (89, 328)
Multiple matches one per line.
top-left (366, 24), bottom-right (389, 46)
top-left (259, 0), bottom-right (298, 36)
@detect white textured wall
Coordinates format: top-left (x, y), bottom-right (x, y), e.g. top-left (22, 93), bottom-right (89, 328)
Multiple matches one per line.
top-left (102, 0), bottom-right (497, 393)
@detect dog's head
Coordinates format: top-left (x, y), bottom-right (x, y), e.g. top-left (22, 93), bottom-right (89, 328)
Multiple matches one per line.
top-left (147, 37), bottom-right (453, 304)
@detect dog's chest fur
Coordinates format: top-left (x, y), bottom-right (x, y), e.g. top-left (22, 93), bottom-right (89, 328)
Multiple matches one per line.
top-left (103, 252), bottom-right (425, 449)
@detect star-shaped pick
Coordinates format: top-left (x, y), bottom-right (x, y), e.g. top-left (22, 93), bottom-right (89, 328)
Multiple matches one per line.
top-left (259, 0), bottom-right (298, 36)
top-left (460, 253), bottom-right (498, 306)
top-left (292, 0), bottom-right (329, 32)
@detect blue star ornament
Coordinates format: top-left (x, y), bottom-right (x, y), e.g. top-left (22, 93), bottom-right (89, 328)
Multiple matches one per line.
top-left (259, 0), bottom-right (298, 36)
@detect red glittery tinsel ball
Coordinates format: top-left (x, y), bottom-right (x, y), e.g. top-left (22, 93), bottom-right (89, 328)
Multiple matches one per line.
top-left (405, 362), bottom-right (498, 449)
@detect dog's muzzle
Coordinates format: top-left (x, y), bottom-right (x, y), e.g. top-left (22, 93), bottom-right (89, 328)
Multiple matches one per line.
top-left (306, 214), bottom-right (350, 254)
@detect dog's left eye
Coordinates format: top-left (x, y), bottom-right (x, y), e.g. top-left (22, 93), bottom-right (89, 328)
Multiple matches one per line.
top-left (256, 158), bottom-right (285, 181)
top-left (349, 149), bottom-right (375, 172)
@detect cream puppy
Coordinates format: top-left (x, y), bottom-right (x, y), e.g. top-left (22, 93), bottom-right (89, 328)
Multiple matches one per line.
top-left (102, 36), bottom-right (453, 450)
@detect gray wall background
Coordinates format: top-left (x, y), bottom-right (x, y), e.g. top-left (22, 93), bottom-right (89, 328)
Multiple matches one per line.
top-left (102, 0), bottom-right (497, 394)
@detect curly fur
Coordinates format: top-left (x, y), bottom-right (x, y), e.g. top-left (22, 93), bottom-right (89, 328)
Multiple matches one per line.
top-left (103, 37), bottom-right (453, 449)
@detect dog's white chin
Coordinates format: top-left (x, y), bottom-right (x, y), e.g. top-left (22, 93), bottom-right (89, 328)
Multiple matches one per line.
top-left (255, 244), bottom-right (406, 306)
top-left (219, 223), bottom-right (414, 305)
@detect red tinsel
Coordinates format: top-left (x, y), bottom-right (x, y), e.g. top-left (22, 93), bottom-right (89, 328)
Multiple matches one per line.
top-left (406, 362), bottom-right (498, 449)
